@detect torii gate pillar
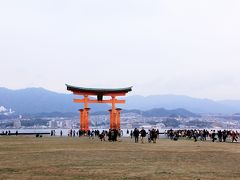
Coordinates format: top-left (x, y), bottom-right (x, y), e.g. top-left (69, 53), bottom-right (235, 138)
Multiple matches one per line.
top-left (109, 108), bottom-right (122, 129)
top-left (79, 108), bottom-right (90, 131)
top-left (116, 108), bottom-right (122, 129)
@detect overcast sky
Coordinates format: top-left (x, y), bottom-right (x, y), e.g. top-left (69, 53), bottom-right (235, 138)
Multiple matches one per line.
top-left (0, 0), bottom-right (240, 100)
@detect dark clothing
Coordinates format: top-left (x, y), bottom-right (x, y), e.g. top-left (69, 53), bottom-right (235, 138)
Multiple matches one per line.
top-left (212, 132), bottom-right (216, 142)
top-left (133, 129), bottom-right (140, 143)
top-left (140, 129), bottom-right (146, 137)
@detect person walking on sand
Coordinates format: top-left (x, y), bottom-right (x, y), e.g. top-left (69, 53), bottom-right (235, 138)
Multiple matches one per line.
top-left (140, 127), bottom-right (147, 143)
top-left (212, 130), bottom-right (216, 142)
top-left (152, 129), bottom-right (157, 143)
top-left (133, 128), bottom-right (139, 143)
top-left (222, 130), bottom-right (227, 142)
top-left (231, 131), bottom-right (238, 143)
top-left (148, 130), bottom-right (152, 143)
top-left (130, 130), bottom-right (133, 139)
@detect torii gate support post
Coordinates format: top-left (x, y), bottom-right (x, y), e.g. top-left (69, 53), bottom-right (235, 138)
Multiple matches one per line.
top-left (84, 108), bottom-right (90, 131)
top-left (109, 110), bottom-right (117, 129)
top-left (109, 108), bottom-right (121, 130)
top-left (79, 103), bottom-right (91, 132)
top-left (108, 109), bottom-right (113, 129)
top-left (111, 96), bottom-right (116, 129)
top-left (79, 109), bottom-right (84, 130)
top-left (116, 108), bottom-right (122, 129)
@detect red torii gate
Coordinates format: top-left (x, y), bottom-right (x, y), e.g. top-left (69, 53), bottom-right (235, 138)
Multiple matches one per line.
top-left (66, 84), bottom-right (132, 131)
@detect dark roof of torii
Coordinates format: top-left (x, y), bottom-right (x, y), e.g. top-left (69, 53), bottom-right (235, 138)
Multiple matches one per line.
top-left (66, 84), bottom-right (132, 95)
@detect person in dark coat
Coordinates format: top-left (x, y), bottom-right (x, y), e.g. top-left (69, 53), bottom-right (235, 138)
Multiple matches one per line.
top-left (140, 128), bottom-right (147, 143)
top-left (223, 130), bottom-right (227, 142)
top-left (212, 130), bottom-right (216, 142)
top-left (218, 130), bottom-right (223, 142)
top-left (152, 129), bottom-right (157, 143)
top-left (133, 128), bottom-right (139, 143)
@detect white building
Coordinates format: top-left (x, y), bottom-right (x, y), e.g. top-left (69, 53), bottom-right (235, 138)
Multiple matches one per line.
top-left (65, 120), bottom-right (73, 129)
top-left (59, 121), bottom-right (66, 128)
top-left (13, 119), bottom-right (21, 128)
top-left (49, 120), bottom-right (58, 129)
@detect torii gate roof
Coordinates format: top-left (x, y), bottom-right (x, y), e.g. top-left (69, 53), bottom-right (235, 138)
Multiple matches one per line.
top-left (66, 84), bottom-right (132, 96)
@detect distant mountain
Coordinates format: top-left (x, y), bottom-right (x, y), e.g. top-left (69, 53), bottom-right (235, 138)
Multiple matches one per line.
top-left (0, 87), bottom-right (109, 114)
top-left (122, 95), bottom-right (240, 114)
top-left (218, 100), bottom-right (240, 111)
top-left (1, 87), bottom-right (240, 114)
top-left (92, 108), bottom-right (198, 117)
top-left (142, 108), bottom-right (198, 117)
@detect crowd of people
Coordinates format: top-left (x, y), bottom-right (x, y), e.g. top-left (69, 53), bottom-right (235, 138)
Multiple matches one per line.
top-left (128, 128), bottom-right (160, 143)
top-left (1, 128), bottom-right (239, 143)
top-left (65, 129), bottom-right (123, 142)
top-left (64, 128), bottom-right (160, 144)
top-left (74, 128), bottom-right (239, 143)
top-left (166, 129), bottom-right (239, 143)
top-left (1, 130), bottom-right (18, 136)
